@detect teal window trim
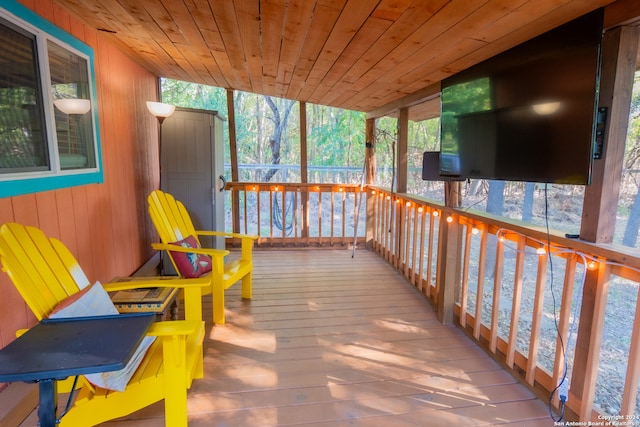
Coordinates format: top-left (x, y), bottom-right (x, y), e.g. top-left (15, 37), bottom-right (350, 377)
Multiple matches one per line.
top-left (0, 0), bottom-right (103, 198)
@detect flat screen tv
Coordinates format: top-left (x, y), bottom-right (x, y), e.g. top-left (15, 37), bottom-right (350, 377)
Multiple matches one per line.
top-left (439, 8), bottom-right (604, 184)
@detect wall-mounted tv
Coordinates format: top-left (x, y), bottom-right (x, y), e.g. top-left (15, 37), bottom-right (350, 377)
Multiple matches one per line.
top-left (439, 8), bottom-right (604, 185)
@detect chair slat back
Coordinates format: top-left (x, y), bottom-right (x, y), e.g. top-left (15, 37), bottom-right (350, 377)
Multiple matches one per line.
top-left (0, 223), bottom-right (89, 320)
top-left (148, 190), bottom-right (199, 245)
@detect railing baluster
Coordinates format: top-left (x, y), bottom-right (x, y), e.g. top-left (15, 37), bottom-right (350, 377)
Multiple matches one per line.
top-left (460, 223), bottom-right (473, 329)
top-left (506, 236), bottom-right (526, 368)
top-left (281, 187), bottom-right (285, 245)
top-left (526, 245), bottom-right (548, 385)
top-left (411, 203), bottom-right (419, 286)
top-left (318, 188), bottom-right (323, 245)
top-left (425, 212), bottom-right (435, 299)
top-left (417, 206), bottom-right (426, 292)
top-left (621, 266), bottom-right (640, 415)
top-left (256, 186), bottom-right (261, 241)
top-left (474, 225), bottom-right (488, 341)
top-left (552, 254), bottom-right (577, 408)
top-left (490, 237), bottom-right (505, 354)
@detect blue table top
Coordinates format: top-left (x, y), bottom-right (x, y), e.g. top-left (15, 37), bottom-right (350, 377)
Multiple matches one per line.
top-left (0, 313), bottom-right (154, 383)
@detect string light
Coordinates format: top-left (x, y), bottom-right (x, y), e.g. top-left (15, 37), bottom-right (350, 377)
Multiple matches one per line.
top-left (432, 210), bottom-right (439, 217)
top-left (536, 244), bottom-right (546, 255)
top-left (587, 260), bottom-right (598, 270)
top-left (446, 216), bottom-right (453, 223)
top-left (418, 207), bottom-right (423, 213)
top-left (472, 225), bottom-right (479, 235)
top-left (406, 201), bottom-right (411, 207)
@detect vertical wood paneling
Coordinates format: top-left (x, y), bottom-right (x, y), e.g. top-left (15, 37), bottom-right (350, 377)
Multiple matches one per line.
top-left (35, 192), bottom-right (60, 236)
top-left (0, 199), bottom-right (30, 349)
top-left (0, 1), bottom-right (159, 353)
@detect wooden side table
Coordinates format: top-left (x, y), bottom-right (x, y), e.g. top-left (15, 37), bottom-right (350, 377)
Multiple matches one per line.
top-left (108, 281), bottom-right (180, 321)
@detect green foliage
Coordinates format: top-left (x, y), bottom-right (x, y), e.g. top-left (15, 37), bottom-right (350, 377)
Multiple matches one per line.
top-left (161, 78), bottom-right (227, 112)
top-left (307, 105), bottom-right (365, 168)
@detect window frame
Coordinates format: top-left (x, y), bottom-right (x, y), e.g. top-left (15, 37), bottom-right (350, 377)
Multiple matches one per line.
top-left (0, 0), bottom-right (102, 198)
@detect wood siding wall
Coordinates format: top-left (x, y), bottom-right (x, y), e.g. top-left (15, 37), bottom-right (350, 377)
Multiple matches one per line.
top-left (0, 0), bottom-right (160, 350)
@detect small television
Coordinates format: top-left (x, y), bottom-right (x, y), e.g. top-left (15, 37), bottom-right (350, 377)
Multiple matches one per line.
top-left (422, 151), bottom-right (464, 181)
top-left (439, 8), bottom-right (604, 184)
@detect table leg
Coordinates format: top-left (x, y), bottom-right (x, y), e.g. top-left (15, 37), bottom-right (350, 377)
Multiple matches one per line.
top-left (37, 379), bottom-right (57, 427)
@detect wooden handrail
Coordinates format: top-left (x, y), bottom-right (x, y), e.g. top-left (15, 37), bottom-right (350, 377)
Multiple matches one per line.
top-left (225, 182), bottom-right (366, 247)
top-left (367, 185), bottom-right (640, 421)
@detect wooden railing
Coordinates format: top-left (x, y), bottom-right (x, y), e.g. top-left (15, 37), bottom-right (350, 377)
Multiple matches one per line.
top-left (225, 182), bottom-right (366, 247)
top-left (225, 181), bottom-right (640, 421)
top-left (369, 186), bottom-right (640, 421)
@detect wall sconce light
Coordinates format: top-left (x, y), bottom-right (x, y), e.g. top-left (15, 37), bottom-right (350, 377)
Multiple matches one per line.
top-left (532, 101), bottom-right (561, 116)
top-left (432, 210), bottom-right (439, 217)
top-left (146, 101), bottom-right (176, 124)
top-left (54, 98), bottom-right (91, 115)
top-left (471, 225), bottom-right (479, 235)
top-left (446, 215), bottom-right (453, 223)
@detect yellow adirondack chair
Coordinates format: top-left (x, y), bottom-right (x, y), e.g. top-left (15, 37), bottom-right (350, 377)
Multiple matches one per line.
top-left (0, 222), bottom-right (208, 427)
top-left (148, 190), bottom-right (258, 324)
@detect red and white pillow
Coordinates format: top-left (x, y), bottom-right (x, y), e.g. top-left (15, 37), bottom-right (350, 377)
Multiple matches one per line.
top-left (169, 235), bottom-right (212, 278)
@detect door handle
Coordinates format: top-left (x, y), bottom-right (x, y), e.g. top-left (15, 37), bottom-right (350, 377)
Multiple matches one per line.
top-left (218, 175), bottom-right (226, 192)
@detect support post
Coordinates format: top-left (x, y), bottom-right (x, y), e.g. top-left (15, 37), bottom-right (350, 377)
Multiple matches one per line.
top-left (581, 26), bottom-right (639, 242)
top-left (436, 213), bottom-right (461, 324)
top-left (226, 89), bottom-right (240, 234)
top-left (300, 102), bottom-right (309, 239)
top-left (365, 118), bottom-right (376, 249)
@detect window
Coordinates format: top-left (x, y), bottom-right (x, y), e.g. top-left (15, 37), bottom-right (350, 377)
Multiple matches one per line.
top-left (0, 1), bottom-right (101, 197)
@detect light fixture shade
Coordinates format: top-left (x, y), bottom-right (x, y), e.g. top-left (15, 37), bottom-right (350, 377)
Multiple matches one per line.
top-left (532, 101), bottom-right (561, 115)
top-left (54, 98), bottom-right (91, 115)
top-left (146, 101), bottom-right (176, 118)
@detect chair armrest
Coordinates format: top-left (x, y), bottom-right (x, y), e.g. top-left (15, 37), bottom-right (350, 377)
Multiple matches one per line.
top-left (103, 276), bottom-right (209, 292)
top-left (151, 242), bottom-right (230, 258)
top-left (195, 230), bottom-right (258, 240)
top-left (147, 320), bottom-right (202, 337)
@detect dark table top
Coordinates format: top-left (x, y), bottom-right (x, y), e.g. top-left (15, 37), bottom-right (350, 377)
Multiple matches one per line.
top-left (0, 313), bottom-right (154, 383)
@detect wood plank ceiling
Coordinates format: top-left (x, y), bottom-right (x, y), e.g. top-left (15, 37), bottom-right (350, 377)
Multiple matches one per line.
top-left (48, 0), bottom-right (640, 120)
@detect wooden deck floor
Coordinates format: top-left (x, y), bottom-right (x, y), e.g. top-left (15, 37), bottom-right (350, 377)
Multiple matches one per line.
top-left (24, 249), bottom-right (553, 426)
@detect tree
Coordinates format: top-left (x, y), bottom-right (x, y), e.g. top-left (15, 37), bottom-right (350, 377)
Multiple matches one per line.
top-left (263, 96), bottom-right (296, 182)
top-left (522, 182), bottom-right (535, 223)
top-left (486, 180), bottom-right (505, 216)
